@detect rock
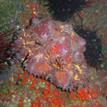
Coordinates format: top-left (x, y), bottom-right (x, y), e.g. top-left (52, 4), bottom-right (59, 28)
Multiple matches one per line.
top-left (9, 18), bottom-right (88, 91)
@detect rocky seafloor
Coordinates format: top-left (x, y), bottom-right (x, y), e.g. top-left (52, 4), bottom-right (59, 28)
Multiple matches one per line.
top-left (0, 0), bottom-right (107, 107)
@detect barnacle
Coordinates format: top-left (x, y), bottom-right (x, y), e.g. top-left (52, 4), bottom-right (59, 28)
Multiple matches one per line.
top-left (50, 57), bottom-right (64, 70)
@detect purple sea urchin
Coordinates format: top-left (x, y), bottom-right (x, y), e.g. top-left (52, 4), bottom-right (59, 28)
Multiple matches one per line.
top-left (45, 0), bottom-right (88, 21)
top-left (76, 28), bottom-right (103, 68)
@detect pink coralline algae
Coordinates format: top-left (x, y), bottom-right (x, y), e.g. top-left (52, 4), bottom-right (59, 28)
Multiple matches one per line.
top-left (9, 18), bottom-right (89, 91)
